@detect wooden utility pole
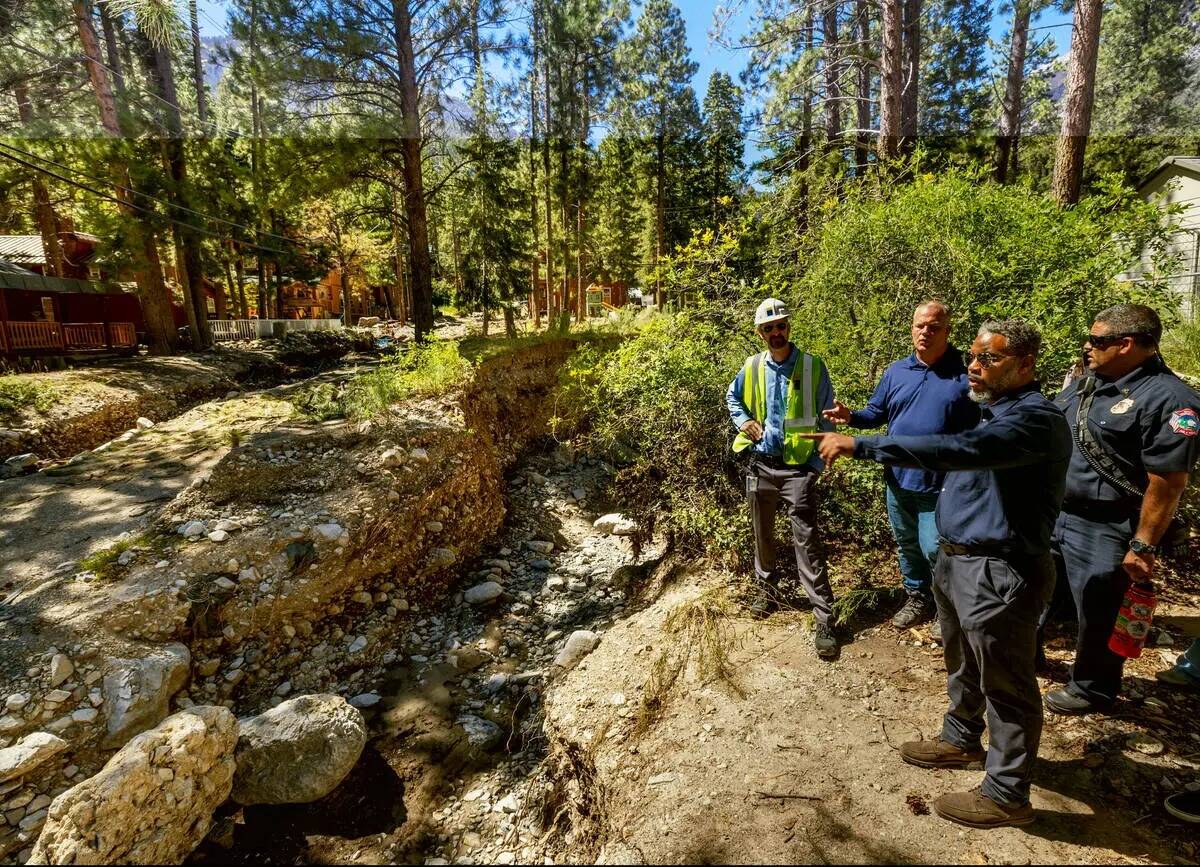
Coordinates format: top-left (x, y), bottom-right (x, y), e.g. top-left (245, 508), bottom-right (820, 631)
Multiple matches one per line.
top-left (1052, 0), bottom-right (1103, 206)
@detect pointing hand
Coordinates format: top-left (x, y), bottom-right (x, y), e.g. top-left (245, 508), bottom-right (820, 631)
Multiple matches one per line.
top-left (797, 432), bottom-right (856, 465)
top-left (822, 400), bottom-right (852, 425)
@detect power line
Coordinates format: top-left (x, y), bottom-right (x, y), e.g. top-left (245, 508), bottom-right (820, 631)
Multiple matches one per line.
top-left (0, 141), bottom-right (301, 246)
top-left (0, 147), bottom-right (296, 256)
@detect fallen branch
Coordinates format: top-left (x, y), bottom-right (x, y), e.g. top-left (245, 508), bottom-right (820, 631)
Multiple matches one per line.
top-left (755, 791), bottom-right (823, 801)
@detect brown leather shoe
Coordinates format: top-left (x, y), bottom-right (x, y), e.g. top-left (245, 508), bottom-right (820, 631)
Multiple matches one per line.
top-left (899, 737), bottom-right (985, 769)
top-left (933, 788), bottom-right (1035, 828)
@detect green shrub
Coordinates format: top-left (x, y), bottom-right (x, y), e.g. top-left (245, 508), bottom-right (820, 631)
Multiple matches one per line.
top-left (1163, 320), bottom-right (1200, 385)
top-left (0, 377), bottom-right (55, 417)
top-left (790, 170), bottom-right (1180, 406)
top-left (292, 339), bottom-right (473, 420)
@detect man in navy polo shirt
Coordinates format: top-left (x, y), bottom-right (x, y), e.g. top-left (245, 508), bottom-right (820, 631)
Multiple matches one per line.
top-left (824, 300), bottom-right (979, 628)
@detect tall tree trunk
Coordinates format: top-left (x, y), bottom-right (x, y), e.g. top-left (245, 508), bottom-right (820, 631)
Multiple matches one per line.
top-left (138, 31), bottom-right (212, 348)
top-left (255, 255), bottom-right (267, 318)
top-left (97, 2), bottom-right (126, 103)
top-left (1052, 0), bottom-right (1103, 206)
top-left (798, 4), bottom-right (814, 231)
top-left (542, 38), bottom-right (555, 319)
top-left (900, 0), bottom-right (920, 150)
top-left (223, 258), bottom-right (237, 320)
top-left (72, 0), bottom-right (176, 353)
top-left (655, 127), bottom-right (665, 311)
top-left (855, 0), bottom-right (872, 174)
top-left (234, 250), bottom-right (249, 318)
top-left (823, 0), bottom-right (842, 149)
top-left (878, 0), bottom-right (903, 160)
top-left (576, 65), bottom-right (589, 323)
top-left (172, 230), bottom-right (201, 340)
top-left (558, 58), bottom-right (571, 322)
top-left (994, 0), bottom-right (1032, 183)
top-left (391, 0), bottom-right (435, 339)
top-left (13, 84), bottom-right (64, 277)
top-left (188, 0), bottom-right (208, 125)
top-left (529, 7), bottom-right (541, 330)
top-left (389, 183), bottom-right (408, 324)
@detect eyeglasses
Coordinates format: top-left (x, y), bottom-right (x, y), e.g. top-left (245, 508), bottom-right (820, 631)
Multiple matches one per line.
top-left (1086, 333), bottom-right (1131, 349)
top-left (963, 350), bottom-right (1015, 369)
top-left (759, 322), bottom-right (788, 334)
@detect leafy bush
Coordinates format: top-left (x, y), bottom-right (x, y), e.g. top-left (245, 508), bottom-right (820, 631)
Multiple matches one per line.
top-left (0, 376), bottom-right (55, 417)
top-left (1163, 320), bottom-right (1200, 385)
top-left (790, 170), bottom-right (1180, 406)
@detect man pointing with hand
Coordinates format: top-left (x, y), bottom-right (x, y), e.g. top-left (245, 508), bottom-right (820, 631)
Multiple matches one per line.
top-left (802, 319), bottom-right (1072, 830)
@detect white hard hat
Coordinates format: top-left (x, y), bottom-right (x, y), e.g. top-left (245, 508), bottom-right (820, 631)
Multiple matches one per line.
top-left (754, 298), bottom-right (790, 327)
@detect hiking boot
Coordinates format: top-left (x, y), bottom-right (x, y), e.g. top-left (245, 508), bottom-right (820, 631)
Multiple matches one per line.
top-left (814, 622), bottom-right (839, 659)
top-left (930, 618), bottom-right (943, 644)
top-left (933, 787), bottom-right (1034, 829)
top-left (899, 737), bottom-right (985, 770)
top-left (1156, 668), bottom-right (1200, 691)
top-left (740, 579), bottom-right (778, 618)
top-left (1044, 688), bottom-right (1109, 716)
top-left (1164, 789), bottom-right (1200, 823)
top-left (892, 595), bottom-right (936, 629)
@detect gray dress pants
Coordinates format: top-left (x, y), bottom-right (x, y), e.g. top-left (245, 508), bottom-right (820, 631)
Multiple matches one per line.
top-left (934, 550), bottom-right (1054, 806)
top-left (746, 459), bottom-right (835, 625)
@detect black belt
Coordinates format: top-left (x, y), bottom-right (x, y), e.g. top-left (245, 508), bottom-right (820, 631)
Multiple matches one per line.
top-left (1061, 499), bottom-right (1138, 523)
top-left (939, 540), bottom-right (1016, 557)
top-left (750, 453), bottom-right (792, 470)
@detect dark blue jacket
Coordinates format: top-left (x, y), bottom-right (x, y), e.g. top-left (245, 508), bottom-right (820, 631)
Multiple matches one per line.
top-left (848, 348), bottom-right (979, 493)
top-left (853, 384), bottom-right (1072, 555)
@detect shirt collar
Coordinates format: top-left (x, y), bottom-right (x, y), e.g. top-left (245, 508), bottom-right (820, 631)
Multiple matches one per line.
top-left (906, 347), bottom-right (960, 370)
top-left (1096, 356), bottom-right (1163, 392)
top-left (766, 344), bottom-right (798, 368)
top-left (984, 382), bottom-right (1042, 417)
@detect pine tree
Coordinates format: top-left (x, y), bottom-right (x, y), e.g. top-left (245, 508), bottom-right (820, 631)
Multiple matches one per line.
top-left (592, 135), bottom-right (644, 286)
top-left (1092, 0), bottom-right (1198, 135)
top-left (701, 71), bottom-right (745, 227)
top-left (619, 0), bottom-right (699, 307)
top-left (920, 0), bottom-right (991, 133)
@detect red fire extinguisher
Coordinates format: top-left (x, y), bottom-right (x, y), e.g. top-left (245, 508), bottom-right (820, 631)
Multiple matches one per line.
top-left (1108, 582), bottom-right (1158, 659)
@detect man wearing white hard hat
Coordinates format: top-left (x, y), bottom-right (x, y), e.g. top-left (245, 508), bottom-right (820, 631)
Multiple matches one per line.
top-left (726, 298), bottom-right (839, 659)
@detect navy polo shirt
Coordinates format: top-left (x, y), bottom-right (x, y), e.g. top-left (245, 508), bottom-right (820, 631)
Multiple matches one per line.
top-left (1055, 356), bottom-right (1200, 514)
top-left (853, 384), bottom-right (1072, 555)
top-left (848, 348), bottom-right (979, 493)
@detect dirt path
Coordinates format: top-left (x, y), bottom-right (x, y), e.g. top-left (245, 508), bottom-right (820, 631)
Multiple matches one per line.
top-left (0, 356), bottom-right (381, 597)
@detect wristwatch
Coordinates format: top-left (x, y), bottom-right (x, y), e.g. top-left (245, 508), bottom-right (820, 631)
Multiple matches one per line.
top-left (1130, 539), bottom-right (1159, 556)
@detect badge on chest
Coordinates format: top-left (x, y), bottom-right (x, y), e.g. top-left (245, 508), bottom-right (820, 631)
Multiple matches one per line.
top-left (1110, 398), bottom-right (1135, 415)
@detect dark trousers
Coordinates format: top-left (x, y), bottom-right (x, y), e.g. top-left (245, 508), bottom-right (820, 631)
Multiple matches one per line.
top-left (1047, 510), bottom-right (1134, 706)
top-left (934, 550), bottom-right (1054, 806)
top-left (746, 460), bottom-right (835, 625)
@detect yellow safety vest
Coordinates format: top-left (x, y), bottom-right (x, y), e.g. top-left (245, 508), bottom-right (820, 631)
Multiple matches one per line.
top-left (731, 350), bottom-right (824, 465)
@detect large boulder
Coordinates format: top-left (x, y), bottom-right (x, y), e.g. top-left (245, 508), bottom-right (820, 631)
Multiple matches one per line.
top-left (231, 694), bottom-right (366, 806)
top-left (31, 706), bottom-right (237, 866)
top-left (101, 643), bottom-right (191, 749)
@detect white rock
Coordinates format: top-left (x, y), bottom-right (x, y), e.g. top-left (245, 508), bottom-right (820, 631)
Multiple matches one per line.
top-left (593, 513), bottom-right (638, 536)
top-left (552, 631), bottom-right (599, 671)
top-left (464, 582), bottom-right (504, 605)
top-left (213, 577), bottom-right (236, 591)
top-left (483, 673), bottom-right (509, 693)
top-left (380, 448), bottom-right (404, 467)
top-left (45, 690), bottom-right (72, 704)
top-left (30, 706), bottom-right (237, 866)
top-left (347, 636), bottom-right (367, 654)
top-left (0, 732), bottom-right (68, 783)
top-left (456, 715), bottom-right (501, 749)
top-left (208, 530), bottom-right (229, 543)
top-left (0, 715), bottom-right (22, 733)
top-left (71, 708), bottom-right (99, 724)
top-left (5, 693), bottom-right (30, 712)
top-left (410, 447), bottom-right (429, 462)
top-left (135, 417), bottom-right (155, 429)
top-left (313, 523), bottom-right (344, 542)
top-left (100, 643), bottom-right (191, 749)
top-left (493, 792), bottom-right (520, 814)
top-left (214, 519), bottom-right (240, 534)
top-left (648, 772), bottom-right (676, 786)
top-left (232, 694), bottom-right (367, 806)
top-left (180, 520), bottom-right (207, 538)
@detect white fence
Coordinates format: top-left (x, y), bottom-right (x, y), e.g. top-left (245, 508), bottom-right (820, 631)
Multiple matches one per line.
top-left (210, 319), bottom-right (344, 342)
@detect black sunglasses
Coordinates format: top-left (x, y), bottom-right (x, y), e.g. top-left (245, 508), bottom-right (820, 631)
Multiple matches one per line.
top-left (759, 322), bottom-right (788, 334)
top-left (1086, 333), bottom-right (1132, 349)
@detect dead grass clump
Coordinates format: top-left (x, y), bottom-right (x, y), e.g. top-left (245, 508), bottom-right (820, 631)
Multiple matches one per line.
top-left (634, 587), bottom-right (744, 736)
top-left (830, 580), bottom-right (904, 627)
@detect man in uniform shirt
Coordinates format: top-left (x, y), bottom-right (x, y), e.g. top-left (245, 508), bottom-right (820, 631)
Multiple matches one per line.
top-left (1042, 304), bottom-right (1200, 715)
top-left (824, 300), bottom-right (979, 628)
top-left (803, 319), bottom-right (1072, 828)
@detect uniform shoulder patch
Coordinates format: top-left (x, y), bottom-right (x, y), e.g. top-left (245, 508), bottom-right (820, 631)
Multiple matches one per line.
top-left (1169, 408), bottom-right (1199, 437)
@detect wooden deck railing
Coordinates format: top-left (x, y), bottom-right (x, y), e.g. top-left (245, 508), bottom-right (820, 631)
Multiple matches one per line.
top-left (107, 322), bottom-right (137, 348)
top-left (64, 322), bottom-right (107, 349)
top-left (7, 321), bottom-right (64, 350)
